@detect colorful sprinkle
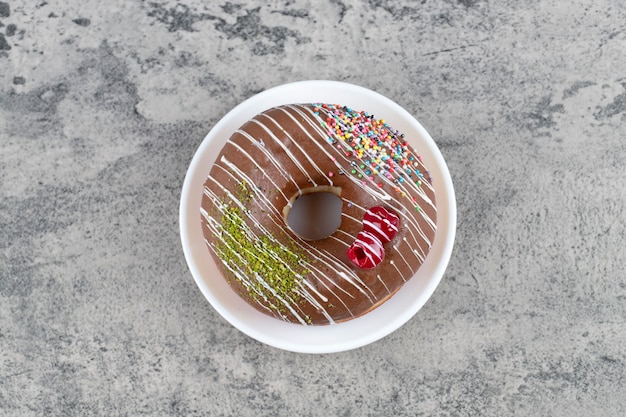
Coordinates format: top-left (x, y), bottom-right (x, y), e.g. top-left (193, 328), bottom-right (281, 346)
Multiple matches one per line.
top-left (312, 103), bottom-right (433, 202)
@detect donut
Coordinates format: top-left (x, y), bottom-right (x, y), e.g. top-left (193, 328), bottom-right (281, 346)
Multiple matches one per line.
top-left (200, 103), bottom-right (436, 325)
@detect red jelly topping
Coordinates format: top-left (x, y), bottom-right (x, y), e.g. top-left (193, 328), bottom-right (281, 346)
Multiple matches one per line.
top-left (362, 206), bottom-right (399, 243)
top-left (346, 231), bottom-right (385, 269)
top-left (347, 206), bottom-right (400, 269)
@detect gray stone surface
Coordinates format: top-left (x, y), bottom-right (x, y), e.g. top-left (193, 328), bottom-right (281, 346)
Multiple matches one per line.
top-left (1, 0), bottom-right (625, 415)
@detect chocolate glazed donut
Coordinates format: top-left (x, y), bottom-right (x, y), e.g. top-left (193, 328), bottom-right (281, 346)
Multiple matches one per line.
top-left (201, 103), bottom-right (436, 325)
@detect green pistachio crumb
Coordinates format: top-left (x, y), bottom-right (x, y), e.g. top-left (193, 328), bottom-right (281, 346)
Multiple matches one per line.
top-left (214, 181), bottom-right (309, 314)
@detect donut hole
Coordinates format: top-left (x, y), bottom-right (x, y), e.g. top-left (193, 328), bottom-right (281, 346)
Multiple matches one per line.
top-left (286, 188), bottom-right (343, 241)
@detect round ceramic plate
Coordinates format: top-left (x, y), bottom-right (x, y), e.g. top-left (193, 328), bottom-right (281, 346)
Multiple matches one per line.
top-left (180, 80), bottom-right (456, 353)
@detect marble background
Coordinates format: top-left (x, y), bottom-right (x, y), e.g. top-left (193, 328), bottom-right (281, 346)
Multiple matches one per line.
top-left (1, 0), bottom-right (625, 415)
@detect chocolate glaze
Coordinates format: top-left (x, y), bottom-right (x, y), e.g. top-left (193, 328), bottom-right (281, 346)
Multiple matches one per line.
top-left (200, 103), bottom-right (437, 325)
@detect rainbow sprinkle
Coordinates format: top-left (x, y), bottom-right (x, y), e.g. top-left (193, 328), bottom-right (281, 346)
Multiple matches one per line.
top-left (312, 103), bottom-right (432, 210)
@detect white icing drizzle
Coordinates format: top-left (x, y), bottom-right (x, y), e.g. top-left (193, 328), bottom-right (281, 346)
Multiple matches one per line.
top-left (393, 243), bottom-right (415, 274)
top-left (247, 119), bottom-right (318, 187)
top-left (202, 103), bottom-right (437, 324)
top-left (234, 130), bottom-right (301, 188)
top-left (256, 114), bottom-right (334, 186)
top-left (389, 259), bottom-right (407, 283)
top-left (377, 274), bottom-right (392, 295)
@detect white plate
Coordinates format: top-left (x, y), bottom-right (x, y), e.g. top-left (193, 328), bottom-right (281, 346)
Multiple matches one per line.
top-left (180, 80), bottom-right (456, 353)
